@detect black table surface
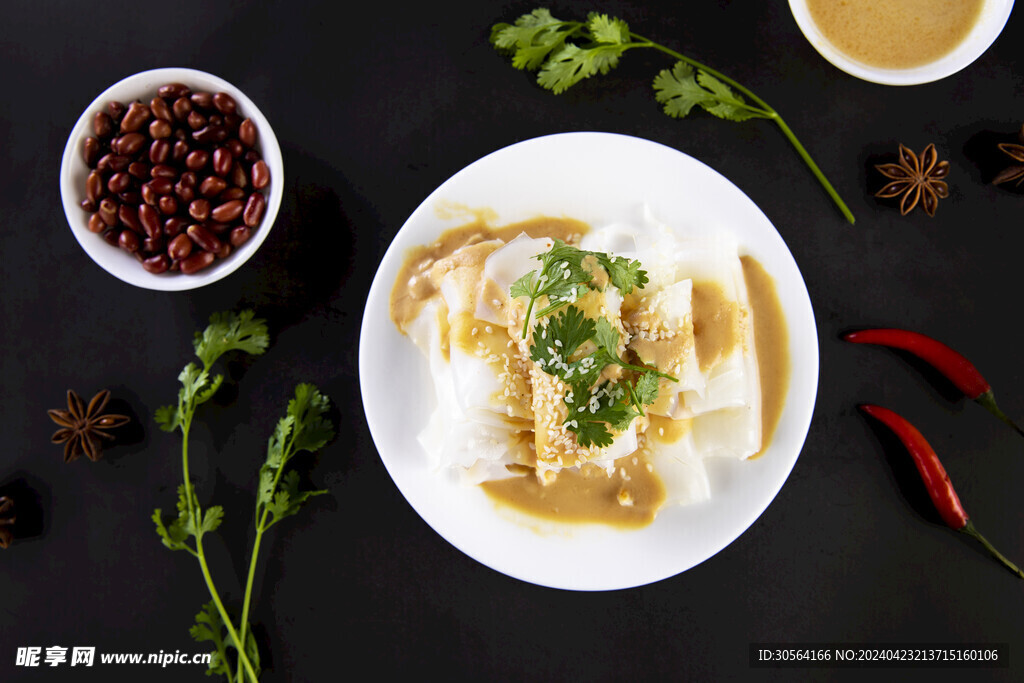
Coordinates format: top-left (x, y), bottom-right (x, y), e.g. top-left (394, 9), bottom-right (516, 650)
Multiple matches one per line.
top-left (3, 1), bottom-right (1024, 681)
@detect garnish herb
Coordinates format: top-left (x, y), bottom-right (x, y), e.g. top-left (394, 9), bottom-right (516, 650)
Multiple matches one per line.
top-left (532, 306), bottom-right (676, 448)
top-left (152, 311), bottom-right (334, 682)
top-left (510, 238), bottom-right (648, 338)
top-left (514, 243), bottom-right (675, 448)
top-left (491, 9), bottom-right (855, 223)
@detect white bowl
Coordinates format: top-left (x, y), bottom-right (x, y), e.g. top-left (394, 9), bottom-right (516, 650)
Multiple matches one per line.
top-left (359, 132), bottom-right (819, 590)
top-left (789, 0), bottom-right (1014, 85)
top-left (59, 67), bottom-right (283, 290)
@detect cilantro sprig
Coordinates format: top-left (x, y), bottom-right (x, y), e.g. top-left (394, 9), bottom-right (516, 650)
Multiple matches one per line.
top-left (510, 239), bottom-right (648, 338)
top-left (153, 311), bottom-right (334, 683)
top-left (531, 306), bottom-right (676, 448)
top-left (491, 9), bottom-right (855, 223)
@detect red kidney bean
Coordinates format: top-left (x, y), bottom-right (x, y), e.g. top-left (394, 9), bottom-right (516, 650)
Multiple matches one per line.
top-left (149, 119), bottom-right (172, 139)
top-left (80, 198), bottom-right (96, 212)
top-left (186, 223), bottom-right (224, 252)
top-left (94, 112), bottom-right (114, 138)
top-left (229, 225), bottom-right (252, 247)
top-left (172, 96), bottom-right (192, 121)
top-left (107, 172), bottom-right (131, 194)
top-left (149, 139), bottom-right (171, 164)
top-left (243, 193), bottom-right (265, 227)
top-left (118, 204), bottom-right (141, 232)
top-left (142, 254), bottom-right (170, 274)
top-left (251, 160), bottom-right (270, 189)
top-left (212, 147), bottom-right (232, 177)
top-left (118, 229), bottom-right (140, 253)
top-left (193, 125), bottom-right (227, 144)
top-left (86, 171), bottom-right (104, 203)
top-left (150, 96), bottom-right (172, 121)
top-left (158, 83), bottom-right (190, 99)
top-left (211, 199), bottom-right (244, 223)
top-left (180, 250), bottom-right (215, 274)
top-left (119, 190), bottom-right (141, 205)
top-left (187, 110), bottom-right (207, 130)
top-left (185, 149), bottom-right (209, 170)
top-left (98, 198), bottom-right (119, 226)
top-left (88, 213), bottom-right (106, 233)
top-left (120, 102), bottom-right (151, 133)
top-left (128, 161), bottom-right (151, 180)
top-left (200, 175), bottom-right (227, 197)
top-left (138, 204), bottom-right (161, 238)
top-left (108, 101), bottom-right (126, 121)
top-left (189, 198), bottom-right (211, 222)
top-left (140, 183), bottom-right (158, 206)
top-left (220, 187), bottom-right (245, 201)
top-left (212, 92), bottom-right (237, 115)
top-left (101, 228), bottom-right (121, 246)
top-left (167, 233), bottom-right (193, 260)
top-left (164, 216), bottom-right (189, 237)
top-left (146, 177), bottom-right (174, 195)
top-left (230, 162), bottom-right (248, 188)
top-left (82, 137), bottom-right (101, 166)
top-left (225, 138), bottom-right (244, 158)
top-left (174, 181), bottom-right (196, 204)
top-left (158, 195), bottom-right (178, 216)
top-left (142, 234), bottom-right (165, 253)
top-left (97, 153), bottom-right (130, 172)
top-left (239, 118), bottom-right (257, 147)
top-left (151, 164), bottom-right (178, 179)
top-left (191, 91), bottom-right (214, 109)
top-left (179, 171), bottom-right (197, 188)
top-left (171, 140), bottom-right (190, 163)
top-left (115, 133), bottom-right (147, 156)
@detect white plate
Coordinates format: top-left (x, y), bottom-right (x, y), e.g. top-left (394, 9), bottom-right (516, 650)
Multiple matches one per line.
top-left (359, 132), bottom-right (818, 591)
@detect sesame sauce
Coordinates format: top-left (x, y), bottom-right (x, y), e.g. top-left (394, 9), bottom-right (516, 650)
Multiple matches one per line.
top-left (390, 217), bottom-right (790, 528)
top-left (806, 0), bottom-right (985, 70)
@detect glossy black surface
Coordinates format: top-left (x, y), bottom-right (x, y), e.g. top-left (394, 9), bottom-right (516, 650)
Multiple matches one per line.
top-left (2, 1), bottom-right (1023, 680)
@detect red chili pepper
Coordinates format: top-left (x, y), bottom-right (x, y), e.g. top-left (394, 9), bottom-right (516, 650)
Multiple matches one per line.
top-left (844, 328), bottom-right (1024, 438)
top-left (859, 403), bottom-right (1023, 579)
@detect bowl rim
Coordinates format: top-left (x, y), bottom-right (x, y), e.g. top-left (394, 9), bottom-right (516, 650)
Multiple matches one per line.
top-left (788, 0), bottom-right (1015, 86)
top-left (59, 66), bottom-right (284, 291)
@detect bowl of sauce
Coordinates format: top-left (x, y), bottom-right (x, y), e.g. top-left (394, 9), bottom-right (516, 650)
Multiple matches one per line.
top-left (789, 0), bottom-right (1014, 85)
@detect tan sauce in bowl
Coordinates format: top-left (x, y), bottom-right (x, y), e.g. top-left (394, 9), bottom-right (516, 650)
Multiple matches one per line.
top-left (806, 0), bottom-right (985, 69)
top-left (391, 217), bottom-right (790, 529)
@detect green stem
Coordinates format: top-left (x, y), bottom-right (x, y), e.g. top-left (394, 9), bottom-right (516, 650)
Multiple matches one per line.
top-left (975, 391), bottom-right (1024, 438)
top-left (631, 33), bottom-right (856, 224)
top-left (181, 409), bottom-right (260, 683)
top-left (959, 520), bottom-right (1024, 579)
top-left (234, 431), bottom-right (297, 683)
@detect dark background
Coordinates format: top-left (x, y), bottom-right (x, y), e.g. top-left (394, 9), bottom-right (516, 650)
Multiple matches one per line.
top-left (2, 1), bottom-right (1023, 681)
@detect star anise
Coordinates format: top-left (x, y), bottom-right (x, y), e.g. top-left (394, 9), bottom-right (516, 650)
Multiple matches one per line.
top-left (874, 143), bottom-right (950, 217)
top-left (0, 496), bottom-right (14, 549)
top-left (48, 390), bottom-right (130, 462)
top-left (992, 125), bottom-right (1024, 187)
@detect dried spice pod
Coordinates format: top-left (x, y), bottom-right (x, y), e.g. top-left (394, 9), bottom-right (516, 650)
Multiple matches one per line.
top-left (992, 125), bottom-right (1024, 187)
top-left (0, 496), bottom-right (14, 548)
top-left (48, 389), bottom-right (130, 462)
top-left (874, 143), bottom-right (950, 217)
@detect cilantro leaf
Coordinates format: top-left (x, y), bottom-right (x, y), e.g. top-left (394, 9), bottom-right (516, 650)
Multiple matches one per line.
top-left (512, 240), bottom-right (647, 338)
top-left (255, 384), bottom-right (334, 532)
top-left (567, 381), bottom-right (640, 448)
top-left (491, 9), bottom-right (856, 223)
top-left (194, 310), bottom-right (269, 369)
top-left (490, 8), bottom-right (582, 71)
top-left (189, 602), bottom-right (232, 677)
